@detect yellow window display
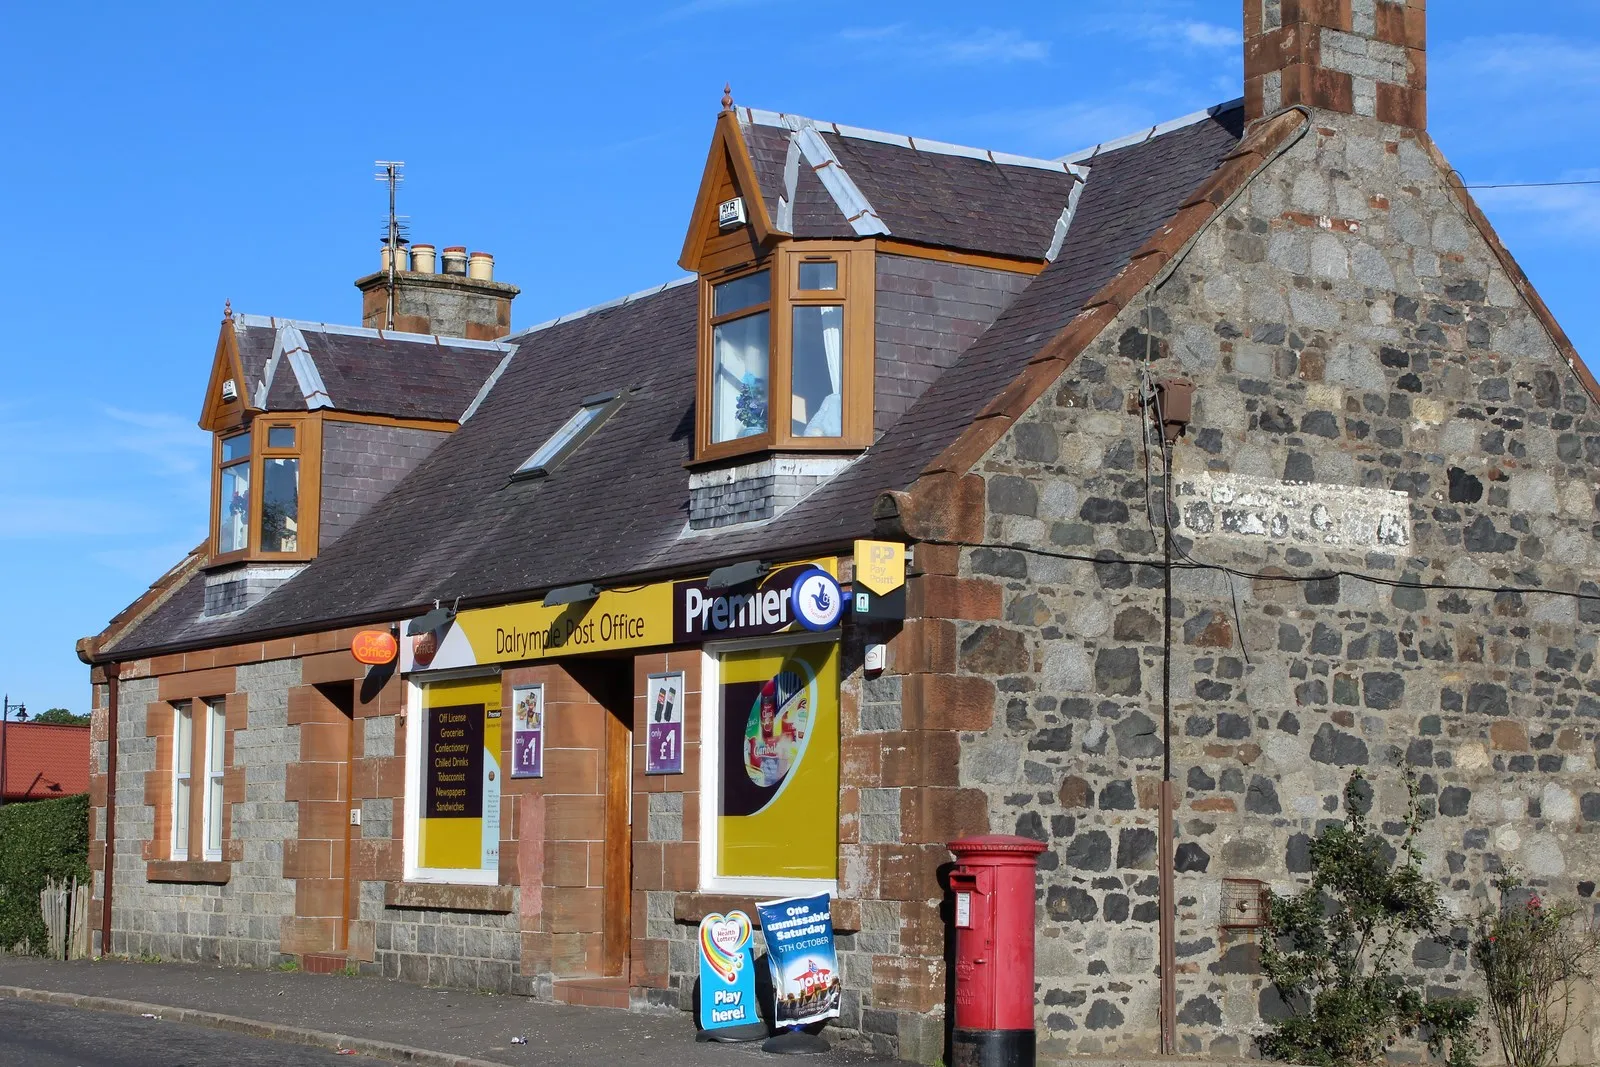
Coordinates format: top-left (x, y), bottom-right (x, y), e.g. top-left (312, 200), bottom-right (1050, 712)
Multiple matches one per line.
top-left (716, 641), bottom-right (839, 882)
top-left (418, 676), bottom-right (503, 874)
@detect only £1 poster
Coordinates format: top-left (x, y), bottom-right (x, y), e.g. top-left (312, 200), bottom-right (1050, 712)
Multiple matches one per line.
top-left (511, 684), bottom-right (544, 778)
top-left (419, 676), bottom-right (502, 873)
top-left (716, 641), bottom-right (838, 882)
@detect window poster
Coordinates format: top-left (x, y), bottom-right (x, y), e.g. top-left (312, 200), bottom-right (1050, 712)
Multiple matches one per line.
top-left (717, 641), bottom-right (838, 882)
top-left (419, 676), bottom-right (502, 873)
top-left (511, 684), bottom-right (544, 779)
top-left (645, 671), bottom-right (685, 775)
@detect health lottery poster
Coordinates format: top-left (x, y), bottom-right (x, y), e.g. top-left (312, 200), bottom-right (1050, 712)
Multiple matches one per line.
top-left (756, 894), bottom-right (841, 1028)
top-left (697, 911), bottom-right (759, 1033)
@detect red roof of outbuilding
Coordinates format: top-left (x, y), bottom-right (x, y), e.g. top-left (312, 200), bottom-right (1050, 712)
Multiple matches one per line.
top-left (2, 722), bottom-right (90, 802)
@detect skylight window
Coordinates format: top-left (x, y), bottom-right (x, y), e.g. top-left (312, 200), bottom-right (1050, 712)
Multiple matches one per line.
top-left (515, 392), bottom-right (622, 478)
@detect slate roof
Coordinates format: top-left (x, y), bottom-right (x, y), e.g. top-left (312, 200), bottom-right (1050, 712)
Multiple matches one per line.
top-left (231, 315), bottom-right (514, 423)
top-left (1, 722), bottom-right (90, 802)
top-left (98, 102), bottom-right (1245, 659)
top-left (739, 108), bottom-right (1086, 261)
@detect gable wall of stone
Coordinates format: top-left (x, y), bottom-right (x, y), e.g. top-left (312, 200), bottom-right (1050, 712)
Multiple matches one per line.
top-left (943, 113), bottom-right (1600, 1060)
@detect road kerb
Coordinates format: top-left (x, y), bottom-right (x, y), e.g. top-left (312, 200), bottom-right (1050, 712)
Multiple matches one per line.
top-left (0, 985), bottom-right (514, 1067)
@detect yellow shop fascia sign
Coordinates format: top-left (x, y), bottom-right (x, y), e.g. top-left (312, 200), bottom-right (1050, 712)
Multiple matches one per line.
top-left (410, 559), bottom-right (837, 673)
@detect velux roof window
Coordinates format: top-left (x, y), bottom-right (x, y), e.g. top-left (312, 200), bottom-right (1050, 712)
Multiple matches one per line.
top-left (514, 391), bottom-right (623, 478)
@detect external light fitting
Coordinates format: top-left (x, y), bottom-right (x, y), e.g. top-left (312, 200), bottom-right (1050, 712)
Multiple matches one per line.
top-left (406, 605), bottom-right (455, 635)
top-left (542, 582), bottom-right (602, 608)
top-left (706, 560), bottom-right (769, 590)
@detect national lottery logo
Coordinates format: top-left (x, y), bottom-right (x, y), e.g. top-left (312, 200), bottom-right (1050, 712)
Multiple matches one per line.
top-left (791, 568), bottom-right (843, 632)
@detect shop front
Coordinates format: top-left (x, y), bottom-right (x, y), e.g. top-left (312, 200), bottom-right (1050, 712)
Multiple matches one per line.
top-left (395, 557), bottom-right (855, 997)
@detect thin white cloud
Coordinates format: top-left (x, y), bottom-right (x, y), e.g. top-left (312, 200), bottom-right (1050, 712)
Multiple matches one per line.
top-left (1159, 20), bottom-right (1240, 49)
top-left (839, 25), bottom-right (1050, 66)
top-left (1433, 35), bottom-right (1600, 153)
top-left (1439, 34), bottom-right (1600, 90)
top-left (1471, 170), bottom-right (1600, 239)
top-left (91, 539), bottom-right (205, 580)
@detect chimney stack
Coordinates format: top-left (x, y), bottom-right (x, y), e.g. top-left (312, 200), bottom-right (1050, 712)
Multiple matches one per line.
top-left (356, 242), bottom-right (519, 340)
top-left (1244, 1), bottom-right (1425, 130)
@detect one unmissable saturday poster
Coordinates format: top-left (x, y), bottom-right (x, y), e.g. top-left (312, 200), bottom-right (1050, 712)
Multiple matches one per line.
top-left (755, 894), bottom-right (841, 1027)
top-left (419, 676), bottom-right (502, 873)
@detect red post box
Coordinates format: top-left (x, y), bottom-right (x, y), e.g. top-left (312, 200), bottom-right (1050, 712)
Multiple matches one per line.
top-left (948, 834), bottom-right (1047, 1067)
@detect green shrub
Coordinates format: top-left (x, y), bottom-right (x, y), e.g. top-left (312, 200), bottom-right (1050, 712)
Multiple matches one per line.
top-left (1473, 876), bottom-right (1600, 1067)
top-left (0, 794), bottom-right (90, 953)
top-left (1259, 769), bottom-right (1481, 1067)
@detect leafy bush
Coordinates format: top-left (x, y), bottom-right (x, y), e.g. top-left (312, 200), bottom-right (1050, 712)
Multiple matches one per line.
top-left (0, 794), bottom-right (90, 953)
top-left (1259, 769), bottom-right (1481, 1067)
top-left (1473, 876), bottom-right (1600, 1067)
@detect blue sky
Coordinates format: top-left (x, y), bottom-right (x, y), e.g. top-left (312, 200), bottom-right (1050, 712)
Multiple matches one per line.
top-left (1, 1), bottom-right (1596, 714)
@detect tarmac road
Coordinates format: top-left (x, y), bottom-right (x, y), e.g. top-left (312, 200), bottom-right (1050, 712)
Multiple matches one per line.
top-left (0, 998), bottom-right (384, 1066)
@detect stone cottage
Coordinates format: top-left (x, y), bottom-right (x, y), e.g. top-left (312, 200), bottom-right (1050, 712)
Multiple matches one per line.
top-left (81, 1), bottom-right (1599, 1062)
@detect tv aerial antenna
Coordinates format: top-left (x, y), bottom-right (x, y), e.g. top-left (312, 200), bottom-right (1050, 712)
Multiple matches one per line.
top-left (374, 161), bottom-right (410, 329)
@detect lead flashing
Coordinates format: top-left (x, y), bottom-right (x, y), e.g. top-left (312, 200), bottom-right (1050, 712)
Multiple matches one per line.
top-left (231, 313), bottom-right (514, 353)
top-left (739, 106), bottom-right (1081, 174)
top-left (1045, 167), bottom-right (1090, 261)
top-left (278, 324), bottom-right (334, 410)
top-left (515, 276), bottom-right (696, 338)
top-left (794, 125), bottom-right (891, 236)
top-left (1058, 98), bottom-right (1245, 164)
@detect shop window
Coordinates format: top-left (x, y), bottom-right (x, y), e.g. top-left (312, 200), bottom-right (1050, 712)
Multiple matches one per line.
top-left (209, 416), bottom-right (317, 563)
top-left (699, 637), bottom-right (839, 894)
top-left (514, 392), bottom-right (625, 479)
top-left (695, 244), bottom-right (873, 462)
top-left (403, 675), bottom-right (504, 886)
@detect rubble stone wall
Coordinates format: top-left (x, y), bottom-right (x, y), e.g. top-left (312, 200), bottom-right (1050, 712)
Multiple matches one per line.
top-left (941, 112), bottom-right (1600, 1061)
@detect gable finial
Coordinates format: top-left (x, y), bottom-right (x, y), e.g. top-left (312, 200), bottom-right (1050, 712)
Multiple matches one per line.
top-left (721, 82), bottom-right (733, 112)
top-left (223, 298), bottom-right (233, 321)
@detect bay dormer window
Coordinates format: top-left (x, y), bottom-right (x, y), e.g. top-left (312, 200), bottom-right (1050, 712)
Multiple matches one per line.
top-left (696, 242), bottom-right (872, 462)
top-left (208, 416), bottom-right (320, 564)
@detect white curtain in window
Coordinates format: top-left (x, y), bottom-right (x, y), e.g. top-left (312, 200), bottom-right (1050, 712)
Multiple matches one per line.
top-left (804, 305), bottom-right (844, 437)
top-left (714, 314), bottom-right (769, 442)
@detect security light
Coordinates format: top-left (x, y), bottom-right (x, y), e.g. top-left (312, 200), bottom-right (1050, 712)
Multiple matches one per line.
top-left (706, 560), bottom-right (769, 590)
top-left (405, 606), bottom-right (454, 635)
top-left (541, 583), bottom-right (602, 608)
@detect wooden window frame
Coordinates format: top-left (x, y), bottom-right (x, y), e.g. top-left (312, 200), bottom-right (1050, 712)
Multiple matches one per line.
top-left (147, 691), bottom-right (236, 885)
top-left (171, 702), bottom-right (193, 861)
top-left (694, 241), bottom-right (875, 464)
top-left (202, 698), bottom-right (226, 861)
top-left (207, 413), bottom-right (322, 566)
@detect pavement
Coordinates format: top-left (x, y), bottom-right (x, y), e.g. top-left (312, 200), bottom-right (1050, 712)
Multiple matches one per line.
top-left (0, 956), bottom-right (910, 1067)
top-left (0, 998), bottom-right (386, 1066)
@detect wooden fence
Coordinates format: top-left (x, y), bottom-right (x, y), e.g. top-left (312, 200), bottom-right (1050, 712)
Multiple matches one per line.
top-left (39, 877), bottom-right (90, 960)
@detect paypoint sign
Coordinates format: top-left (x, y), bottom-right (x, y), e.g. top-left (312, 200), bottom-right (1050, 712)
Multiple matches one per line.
top-left (415, 560), bottom-right (837, 672)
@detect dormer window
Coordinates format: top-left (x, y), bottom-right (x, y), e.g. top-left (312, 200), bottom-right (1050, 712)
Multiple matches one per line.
top-left (209, 416), bottom-right (318, 564)
top-left (218, 431), bottom-right (251, 554)
top-left (710, 270), bottom-right (771, 443)
top-left (696, 242), bottom-right (872, 461)
top-left (260, 424), bottom-right (301, 553)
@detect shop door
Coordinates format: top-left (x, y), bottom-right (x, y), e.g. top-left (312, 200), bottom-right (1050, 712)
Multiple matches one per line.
top-left (571, 660), bottom-right (634, 980)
